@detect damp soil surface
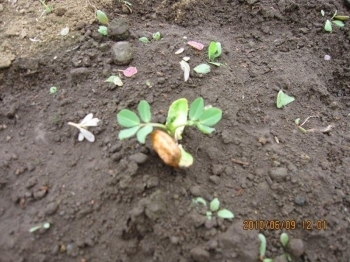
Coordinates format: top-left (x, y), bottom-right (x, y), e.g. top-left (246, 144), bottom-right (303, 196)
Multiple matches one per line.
top-left (1, 0), bottom-right (350, 261)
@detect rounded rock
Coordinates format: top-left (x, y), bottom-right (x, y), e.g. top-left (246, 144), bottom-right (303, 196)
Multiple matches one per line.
top-left (129, 153), bottom-right (148, 164)
top-left (108, 19), bottom-right (130, 41)
top-left (268, 167), bottom-right (288, 183)
top-left (286, 238), bottom-right (305, 257)
top-left (111, 41), bottom-right (134, 65)
top-left (190, 246), bottom-right (210, 262)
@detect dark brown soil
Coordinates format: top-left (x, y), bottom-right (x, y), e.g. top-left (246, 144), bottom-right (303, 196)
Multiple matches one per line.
top-left (1, 0), bottom-right (350, 261)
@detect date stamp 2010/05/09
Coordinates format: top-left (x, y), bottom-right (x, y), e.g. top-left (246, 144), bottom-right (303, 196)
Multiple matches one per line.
top-left (243, 220), bottom-right (327, 230)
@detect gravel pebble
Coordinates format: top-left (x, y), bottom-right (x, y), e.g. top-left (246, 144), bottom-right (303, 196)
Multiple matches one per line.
top-left (129, 153), bottom-right (148, 164)
top-left (111, 41), bottom-right (134, 65)
top-left (190, 246), bottom-right (210, 262)
top-left (269, 167), bottom-right (288, 182)
top-left (33, 190), bottom-right (46, 200)
top-left (294, 195), bottom-right (307, 206)
top-left (286, 238), bottom-right (305, 257)
top-left (45, 202), bottom-right (59, 215)
top-left (190, 185), bottom-right (202, 196)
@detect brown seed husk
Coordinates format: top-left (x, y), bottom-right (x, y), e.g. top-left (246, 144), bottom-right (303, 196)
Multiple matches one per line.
top-left (151, 130), bottom-right (181, 168)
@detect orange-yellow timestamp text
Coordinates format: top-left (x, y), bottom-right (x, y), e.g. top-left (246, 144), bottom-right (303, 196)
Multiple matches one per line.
top-left (243, 220), bottom-right (327, 230)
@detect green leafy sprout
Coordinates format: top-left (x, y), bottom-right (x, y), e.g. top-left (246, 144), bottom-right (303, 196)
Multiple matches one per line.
top-left (96, 10), bottom-right (109, 36)
top-left (258, 232), bottom-right (292, 262)
top-left (208, 41), bottom-right (222, 66)
top-left (192, 197), bottom-right (234, 220)
top-left (116, 97), bottom-right (222, 167)
top-left (49, 86), bottom-right (57, 94)
top-left (321, 10), bottom-right (349, 32)
top-left (276, 90), bottom-right (295, 108)
top-left (39, 0), bottom-right (53, 17)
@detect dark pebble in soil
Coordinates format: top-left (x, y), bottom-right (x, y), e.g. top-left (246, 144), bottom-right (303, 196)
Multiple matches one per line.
top-left (33, 190), bottom-right (46, 200)
top-left (269, 167), bottom-right (288, 182)
top-left (273, 254), bottom-right (289, 262)
top-left (70, 67), bottom-right (90, 83)
top-left (209, 175), bottom-right (220, 185)
top-left (294, 195), bottom-right (307, 206)
top-left (111, 41), bottom-right (134, 65)
top-left (108, 18), bottom-right (130, 41)
top-left (110, 143), bottom-right (122, 153)
top-left (286, 238), bottom-right (305, 257)
top-left (111, 152), bottom-right (123, 162)
top-left (129, 153), bottom-right (148, 164)
top-left (190, 246), bottom-right (210, 262)
top-left (190, 185), bottom-right (202, 197)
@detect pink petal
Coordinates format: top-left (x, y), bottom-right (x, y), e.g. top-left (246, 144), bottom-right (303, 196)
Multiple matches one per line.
top-left (187, 41), bottom-right (204, 50)
top-left (121, 67), bottom-right (137, 77)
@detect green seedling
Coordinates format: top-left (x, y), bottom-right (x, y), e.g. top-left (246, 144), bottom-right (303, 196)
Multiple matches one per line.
top-left (96, 10), bottom-right (109, 36)
top-left (50, 86), bottom-right (57, 94)
top-left (294, 115), bottom-right (333, 134)
top-left (29, 222), bottom-right (50, 233)
top-left (280, 233), bottom-right (292, 261)
top-left (139, 37), bottom-right (150, 43)
top-left (258, 233), bottom-right (273, 262)
top-left (98, 26), bottom-right (108, 36)
top-left (321, 10), bottom-right (348, 32)
top-left (208, 41), bottom-right (222, 66)
top-left (105, 75), bottom-right (123, 86)
top-left (153, 32), bottom-right (161, 40)
top-left (38, 0), bottom-right (53, 17)
top-left (118, 0), bottom-right (133, 13)
top-left (116, 97), bottom-right (222, 167)
top-left (194, 63), bottom-right (211, 74)
top-left (193, 197), bottom-right (234, 220)
top-left (276, 90), bottom-right (295, 108)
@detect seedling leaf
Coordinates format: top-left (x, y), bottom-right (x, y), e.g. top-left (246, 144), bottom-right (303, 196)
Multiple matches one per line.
top-left (178, 145), bottom-right (194, 167)
top-left (96, 10), bottom-right (109, 25)
top-left (166, 98), bottom-right (188, 140)
top-left (105, 75), bottom-right (123, 86)
top-left (280, 232), bottom-right (289, 247)
top-left (324, 20), bottom-right (332, 32)
top-left (217, 209), bottom-right (234, 219)
top-left (198, 108), bottom-right (222, 126)
top-left (321, 10), bottom-right (325, 17)
top-left (276, 90), bottom-right (295, 108)
top-left (194, 64), bottom-right (211, 74)
top-left (137, 100), bottom-right (152, 122)
top-left (117, 109), bottom-right (140, 127)
top-left (139, 37), bottom-right (149, 43)
top-left (98, 26), bottom-right (108, 36)
top-left (210, 198), bottom-right (220, 212)
top-left (180, 60), bottom-right (190, 82)
top-left (137, 125), bottom-right (153, 144)
top-left (189, 97), bottom-right (204, 121)
top-left (258, 233), bottom-right (267, 258)
top-left (196, 123), bottom-right (215, 134)
top-left (50, 86), bottom-right (57, 94)
top-left (332, 20), bottom-right (345, 27)
top-left (193, 197), bottom-right (207, 206)
top-left (118, 126), bottom-right (140, 140)
top-left (208, 41), bottom-right (222, 61)
top-left (153, 32), bottom-right (161, 40)
top-left (334, 15), bottom-right (350, 21)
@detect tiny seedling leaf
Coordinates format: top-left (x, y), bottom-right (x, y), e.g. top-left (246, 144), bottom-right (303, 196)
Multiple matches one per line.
top-left (117, 109), bottom-right (140, 127)
top-left (194, 64), bottom-right (211, 74)
top-left (324, 20), bottom-right (332, 32)
top-left (295, 118), bottom-right (300, 125)
top-left (217, 209), bottom-right (234, 219)
top-left (166, 98), bottom-right (188, 140)
top-left (118, 126), bottom-right (140, 140)
top-left (208, 41), bottom-right (222, 61)
top-left (193, 197), bottom-right (207, 206)
top-left (189, 97), bottom-right (204, 121)
top-left (198, 108), bottom-right (222, 126)
top-left (96, 10), bottom-right (109, 25)
top-left (280, 232), bottom-right (289, 247)
top-left (332, 20), bottom-right (345, 27)
top-left (321, 10), bottom-right (325, 17)
top-left (263, 259), bottom-right (273, 262)
top-left (153, 32), bottom-right (161, 40)
top-left (139, 37), bottom-right (149, 43)
top-left (210, 198), bottom-right (220, 212)
top-left (98, 26), bottom-right (108, 36)
top-left (136, 125), bottom-right (153, 144)
top-left (334, 15), bottom-right (350, 21)
top-left (137, 100), bottom-right (152, 123)
top-left (50, 86), bottom-right (57, 94)
top-left (276, 90), bottom-right (295, 108)
top-left (178, 145), bottom-right (194, 168)
top-left (258, 233), bottom-right (267, 258)
top-left (206, 211), bottom-right (213, 220)
top-left (196, 123), bottom-right (215, 134)
top-left (180, 60), bottom-right (190, 82)
top-left (105, 75), bottom-right (123, 86)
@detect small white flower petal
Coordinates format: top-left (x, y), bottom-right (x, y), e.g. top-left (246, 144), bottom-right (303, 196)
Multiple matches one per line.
top-left (79, 128), bottom-right (95, 142)
top-left (78, 132), bottom-right (84, 141)
top-left (80, 113), bottom-right (93, 125)
top-left (86, 118), bottom-right (100, 127)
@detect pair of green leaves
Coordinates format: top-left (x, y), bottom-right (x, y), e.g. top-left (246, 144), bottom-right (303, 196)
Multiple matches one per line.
top-left (208, 41), bottom-right (222, 66)
top-left (192, 197), bottom-right (234, 220)
top-left (322, 10), bottom-right (348, 32)
top-left (96, 10), bottom-right (109, 36)
top-left (117, 97), bottom-right (222, 144)
top-left (117, 101), bottom-right (153, 143)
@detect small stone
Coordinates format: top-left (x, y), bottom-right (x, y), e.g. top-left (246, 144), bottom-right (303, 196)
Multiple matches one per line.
top-left (129, 153), bottom-right (148, 164)
top-left (157, 77), bottom-right (165, 84)
top-left (268, 167), bottom-right (288, 183)
top-left (190, 185), bottom-right (202, 197)
top-left (212, 164), bottom-right (225, 176)
top-left (0, 4), bottom-right (3, 12)
top-left (54, 7), bottom-right (66, 16)
top-left (294, 195), bottom-right (307, 206)
top-left (110, 143), bottom-right (122, 153)
top-left (25, 178), bottom-right (36, 188)
top-left (190, 247), bottom-right (210, 262)
top-left (45, 202), bottom-right (59, 215)
top-left (111, 152), bottom-right (123, 162)
top-left (33, 190), bottom-right (46, 200)
top-left (69, 67), bottom-right (90, 83)
top-left (147, 177), bottom-right (159, 188)
top-left (108, 18), bottom-right (130, 41)
top-left (111, 41), bottom-right (134, 65)
top-left (209, 175), bottom-right (220, 185)
top-left (0, 52), bottom-right (14, 69)
top-left (170, 236), bottom-right (180, 245)
top-left (258, 137), bottom-right (267, 145)
top-left (286, 238), bottom-right (305, 257)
